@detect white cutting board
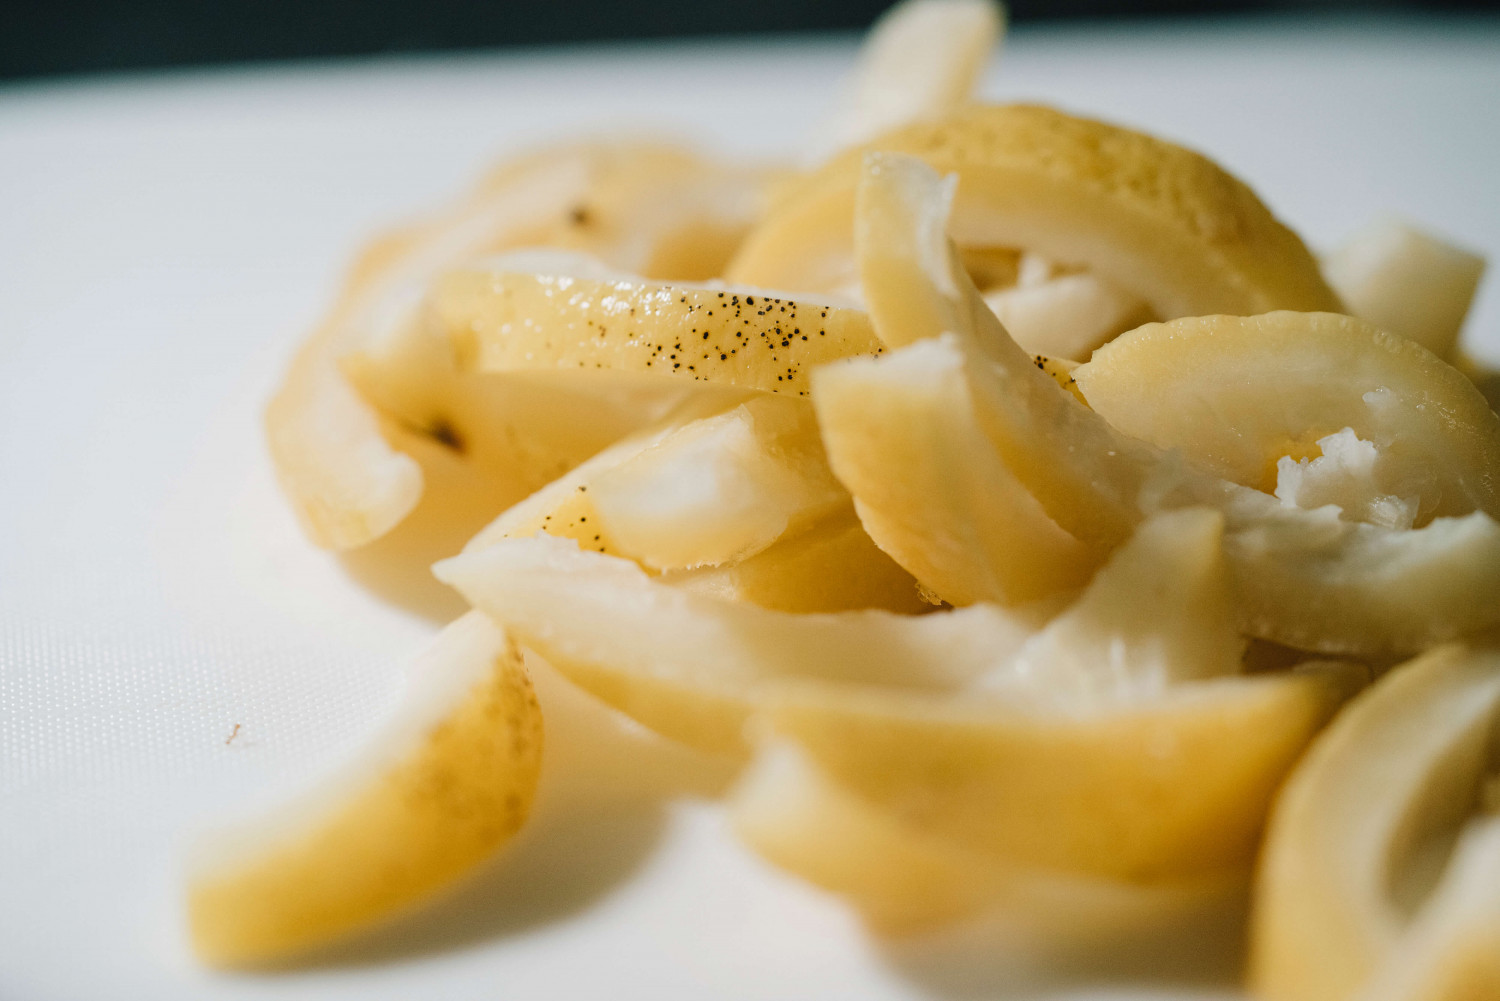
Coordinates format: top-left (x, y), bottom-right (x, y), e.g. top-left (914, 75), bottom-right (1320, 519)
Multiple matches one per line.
top-left (2, 13), bottom-right (1497, 1000)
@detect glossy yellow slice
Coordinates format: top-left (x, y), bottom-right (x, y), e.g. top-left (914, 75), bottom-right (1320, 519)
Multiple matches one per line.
top-left (1360, 816), bottom-right (1500, 1001)
top-left (765, 666), bottom-right (1356, 884)
top-left (661, 511), bottom-right (929, 614)
top-left (854, 151), bottom-right (1500, 654)
top-left (435, 259), bottom-right (883, 397)
top-left (588, 396), bottom-right (848, 570)
top-left (730, 738), bottom-right (1011, 930)
top-left (730, 738), bottom-right (1247, 943)
top-left (997, 508), bottom-right (1244, 702)
top-left (729, 103), bottom-right (1341, 319)
top-left (188, 612), bottom-right (543, 966)
top-left (812, 335), bottom-right (1097, 607)
top-left (818, 0), bottom-right (1004, 156)
top-left (1249, 644), bottom-right (1500, 1001)
top-left (983, 269), bottom-right (1151, 362)
top-left (435, 536), bottom-right (1039, 756)
top-left (1322, 217), bottom-right (1486, 362)
top-left (457, 392), bottom-right (842, 571)
top-left (458, 392), bottom-right (738, 556)
top-left (1073, 311), bottom-right (1500, 520)
top-left (270, 142), bottom-right (773, 550)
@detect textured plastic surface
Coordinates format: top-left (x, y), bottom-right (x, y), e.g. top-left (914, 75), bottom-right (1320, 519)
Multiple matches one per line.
top-left (1, 16), bottom-right (1497, 1000)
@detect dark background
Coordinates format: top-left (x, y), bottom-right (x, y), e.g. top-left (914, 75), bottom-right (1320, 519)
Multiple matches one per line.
top-left (4, 0), bottom-right (1497, 81)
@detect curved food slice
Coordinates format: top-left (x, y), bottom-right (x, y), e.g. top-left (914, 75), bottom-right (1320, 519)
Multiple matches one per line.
top-left (267, 151), bottom-right (607, 550)
top-left (1359, 816), bottom-right (1500, 1001)
top-left (1322, 217), bottom-right (1486, 363)
top-left (435, 536), bottom-right (1040, 756)
top-left (812, 336), bottom-right (1096, 607)
top-left (818, 0), bottom-right (1005, 157)
top-left (764, 668), bottom-right (1355, 884)
top-left (729, 103), bottom-right (1340, 319)
top-left (458, 392), bottom-right (844, 572)
top-left (271, 143), bottom-right (775, 550)
top-left (731, 738), bottom-right (1008, 930)
top-left (434, 259), bottom-right (882, 397)
top-left (1249, 645), bottom-right (1500, 1001)
top-left (983, 270), bottom-right (1150, 362)
top-left (188, 612), bottom-right (543, 966)
top-left (661, 511), bottom-right (929, 614)
top-left (853, 152), bottom-right (1500, 654)
top-left (588, 396), bottom-right (848, 570)
top-left (459, 391), bottom-right (738, 555)
top-left (730, 737), bottom-right (1248, 942)
top-left (998, 507), bottom-right (1243, 702)
top-left (1074, 311), bottom-right (1500, 521)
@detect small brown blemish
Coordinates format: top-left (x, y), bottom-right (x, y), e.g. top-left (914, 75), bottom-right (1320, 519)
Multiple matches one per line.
top-left (428, 418), bottom-right (466, 454)
top-left (399, 415), bottom-right (467, 455)
top-left (225, 723), bottom-right (241, 745)
top-left (568, 204), bottom-right (592, 226)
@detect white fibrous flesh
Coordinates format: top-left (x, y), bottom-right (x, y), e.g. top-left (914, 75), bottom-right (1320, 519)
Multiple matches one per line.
top-left (1275, 427), bottom-right (1419, 530)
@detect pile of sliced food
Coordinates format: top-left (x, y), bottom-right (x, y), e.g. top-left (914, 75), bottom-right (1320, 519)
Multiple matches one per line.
top-left (185, 2), bottom-right (1499, 997)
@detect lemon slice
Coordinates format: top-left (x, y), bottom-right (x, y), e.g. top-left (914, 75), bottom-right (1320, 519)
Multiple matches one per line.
top-left (188, 612), bottom-right (543, 966)
top-left (997, 508), bottom-right (1244, 702)
top-left (765, 668), bottom-right (1354, 884)
top-left (1322, 217), bottom-right (1486, 362)
top-left (1249, 644), bottom-right (1500, 1001)
top-left (458, 391), bottom-right (738, 556)
top-left (434, 259), bottom-right (883, 397)
top-left (728, 103), bottom-right (1341, 319)
top-left (458, 392), bottom-right (844, 571)
top-left (1360, 816), bottom-right (1500, 1001)
top-left (661, 511), bottom-right (929, 614)
top-left (817, 0), bottom-right (1005, 157)
top-left (270, 142), bottom-right (773, 550)
top-left (435, 536), bottom-right (1040, 756)
top-left (812, 335), bottom-right (1097, 607)
top-left (730, 737), bottom-right (1248, 941)
top-left (731, 738), bottom-right (1009, 930)
top-left (476, 143), bottom-right (778, 282)
top-left (1073, 311), bottom-right (1500, 520)
top-left (854, 151), bottom-right (1500, 654)
top-left (983, 270), bottom-right (1151, 362)
top-left (587, 396), bottom-right (848, 570)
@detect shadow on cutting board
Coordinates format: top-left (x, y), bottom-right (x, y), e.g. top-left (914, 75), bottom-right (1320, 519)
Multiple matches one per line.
top-left (877, 870), bottom-right (1250, 998)
top-left (296, 653), bottom-right (739, 967)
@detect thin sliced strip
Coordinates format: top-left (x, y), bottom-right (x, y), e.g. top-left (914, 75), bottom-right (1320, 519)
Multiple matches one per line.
top-left (997, 507), bottom-right (1243, 702)
top-left (1249, 644), bottom-right (1500, 1001)
top-left (730, 103), bottom-right (1341, 318)
top-left (461, 390), bottom-right (745, 554)
top-left (855, 152), bottom-right (1500, 654)
top-left (273, 142), bottom-right (777, 550)
top-left (730, 737), bottom-right (1249, 940)
top-left (817, 0), bottom-right (1005, 158)
top-left (436, 260), bottom-right (882, 397)
top-left (266, 305), bottom-right (424, 550)
top-left (854, 152), bottom-right (1163, 549)
top-left (1074, 311), bottom-right (1500, 519)
top-left (983, 270), bottom-right (1151, 362)
top-left (268, 153), bottom-right (602, 549)
top-left (588, 395), bottom-right (848, 570)
top-left (731, 738), bottom-right (1009, 930)
top-left (1322, 217), bottom-right (1486, 362)
top-left (435, 536), bottom-right (1040, 756)
top-left (812, 336), bottom-right (1096, 607)
top-left (188, 612), bottom-right (543, 966)
top-left (1220, 501), bottom-right (1500, 655)
top-left (765, 667), bottom-right (1355, 884)
top-left (1359, 817), bottom-right (1500, 1001)
top-left (661, 511), bottom-right (929, 614)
